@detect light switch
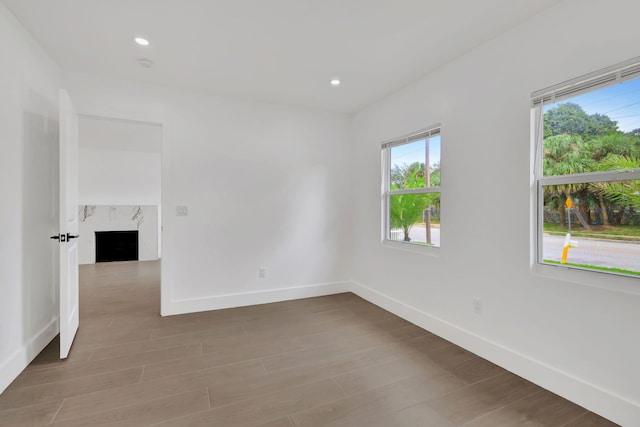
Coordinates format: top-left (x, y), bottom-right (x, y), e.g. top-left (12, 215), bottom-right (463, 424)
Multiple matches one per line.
top-left (176, 206), bottom-right (188, 216)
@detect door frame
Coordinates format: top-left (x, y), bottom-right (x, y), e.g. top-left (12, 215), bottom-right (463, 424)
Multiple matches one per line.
top-left (73, 105), bottom-right (169, 317)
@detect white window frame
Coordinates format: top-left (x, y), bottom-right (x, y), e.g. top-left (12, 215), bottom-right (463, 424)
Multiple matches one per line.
top-left (531, 57), bottom-right (640, 288)
top-left (381, 124), bottom-right (441, 252)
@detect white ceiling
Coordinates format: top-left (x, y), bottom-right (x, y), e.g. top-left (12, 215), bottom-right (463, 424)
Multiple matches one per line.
top-left (3, 0), bottom-right (563, 113)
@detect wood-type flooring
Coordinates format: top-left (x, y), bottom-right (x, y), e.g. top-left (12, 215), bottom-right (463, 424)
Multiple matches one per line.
top-left (0, 261), bottom-right (619, 426)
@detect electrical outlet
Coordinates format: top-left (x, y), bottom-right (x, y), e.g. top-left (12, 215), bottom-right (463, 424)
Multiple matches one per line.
top-left (472, 298), bottom-right (483, 315)
top-left (259, 268), bottom-right (267, 278)
top-left (176, 206), bottom-right (188, 216)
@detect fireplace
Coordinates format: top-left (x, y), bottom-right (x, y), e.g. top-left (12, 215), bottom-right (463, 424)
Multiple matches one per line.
top-left (95, 230), bottom-right (139, 262)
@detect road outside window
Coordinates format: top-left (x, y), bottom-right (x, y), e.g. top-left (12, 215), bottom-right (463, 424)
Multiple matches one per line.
top-left (533, 61), bottom-right (640, 277)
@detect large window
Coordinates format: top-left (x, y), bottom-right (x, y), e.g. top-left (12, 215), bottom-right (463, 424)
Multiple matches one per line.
top-left (533, 59), bottom-right (640, 277)
top-left (382, 125), bottom-right (441, 247)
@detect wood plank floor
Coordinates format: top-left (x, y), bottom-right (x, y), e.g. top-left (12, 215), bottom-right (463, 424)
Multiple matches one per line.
top-left (0, 260), bottom-right (619, 426)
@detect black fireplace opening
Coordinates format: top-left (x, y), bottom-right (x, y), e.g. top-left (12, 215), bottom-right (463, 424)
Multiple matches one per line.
top-left (95, 230), bottom-right (139, 262)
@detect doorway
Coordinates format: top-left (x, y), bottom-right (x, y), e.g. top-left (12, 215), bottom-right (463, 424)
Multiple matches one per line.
top-left (76, 115), bottom-right (163, 315)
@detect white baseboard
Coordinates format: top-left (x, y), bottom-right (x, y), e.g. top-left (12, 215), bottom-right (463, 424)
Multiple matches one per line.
top-left (162, 281), bottom-right (352, 316)
top-left (0, 318), bottom-right (58, 394)
top-left (349, 280), bottom-right (640, 427)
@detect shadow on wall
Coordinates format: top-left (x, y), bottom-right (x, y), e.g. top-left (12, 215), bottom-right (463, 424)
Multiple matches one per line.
top-left (22, 89), bottom-right (59, 353)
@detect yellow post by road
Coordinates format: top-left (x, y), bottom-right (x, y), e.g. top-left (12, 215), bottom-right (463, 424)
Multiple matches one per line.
top-left (561, 196), bottom-right (577, 264)
top-left (561, 233), bottom-right (578, 264)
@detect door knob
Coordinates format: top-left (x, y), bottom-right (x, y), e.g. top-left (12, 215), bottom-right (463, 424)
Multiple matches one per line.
top-left (49, 234), bottom-right (79, 241)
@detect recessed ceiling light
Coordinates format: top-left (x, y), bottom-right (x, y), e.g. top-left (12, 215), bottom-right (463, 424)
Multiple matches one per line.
top-left (134, 37), bottom-right (150, 46)
top-left (330, 79), bottom-right (341, 86)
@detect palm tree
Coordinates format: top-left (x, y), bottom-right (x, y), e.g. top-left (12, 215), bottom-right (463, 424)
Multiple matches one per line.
top-left (592, 154), bottom-right (640, 211)
top-left (543, 134), bottom-right (595, 229)
top-left (586, 134), bottom-right (640, 225)
top-left (389, 162), bottom-right (439, 242)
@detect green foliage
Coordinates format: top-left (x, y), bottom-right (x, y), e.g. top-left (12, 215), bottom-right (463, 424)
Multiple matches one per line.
top-left (598, 153), bottom-right (640, 171)
top-left (588, 133), bottom-right (640, 161)
top-left (543, 134), bottom-right (594, 176)
top-left (430, 162), bottom-right (441, 187)
top-left (542, 101), bottom-right (640, 227)
top-left (592, 155), bottom-right (640, 209)
top-left (544, 102), bottom-right (618, 138)
top-left (588, 112), bottom-right (620, 136)
top-left (389, 162), bottom-right (439, 242)
top-left (391, 162), bottom-right (424, 189)
top-left (391, 161), bottom-right (441, 189)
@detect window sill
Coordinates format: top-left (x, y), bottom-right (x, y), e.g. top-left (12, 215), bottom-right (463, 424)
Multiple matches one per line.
top-left (381, 239), bottom-right (440, 257)
top-left (531, 262), bottom-right (640, 296)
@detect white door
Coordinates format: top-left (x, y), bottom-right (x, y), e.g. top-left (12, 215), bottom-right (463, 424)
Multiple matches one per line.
top-left (58, 89), bottom-right (79, 359)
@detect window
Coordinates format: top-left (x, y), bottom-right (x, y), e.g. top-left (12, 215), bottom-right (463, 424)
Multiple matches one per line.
top-left (382, 125), bottom-right (441, 247)
top-left (532, 58), bottom-right (640, 277)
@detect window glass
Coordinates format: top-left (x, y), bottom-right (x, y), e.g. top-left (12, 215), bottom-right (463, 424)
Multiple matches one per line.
top-left (541, 180), bottom-right (640, 276)
top-left (383, 129), bottom-right (441, 248)
top-left (390, 137), bottom-right (441, 190)
top-left (536, 73), bottom-right (640, 276)
top-left (388, 193), bottom-right (440, 245)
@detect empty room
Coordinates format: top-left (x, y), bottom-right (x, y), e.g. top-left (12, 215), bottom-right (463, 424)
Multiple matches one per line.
top-left (1, 0), bottom-right (639, 426)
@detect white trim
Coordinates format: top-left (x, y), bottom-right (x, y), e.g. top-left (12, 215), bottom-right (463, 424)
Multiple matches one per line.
top-left (387, 187), bottom-right (441, 196)
top-left (162, 281), bottom-right (352, 316)
top-left (348, 280), bottom-right (640, 426)
top-left (62, 102), bottom-right (172, 318)
top-left (540, 169), bottom-right (640, 186)
top-left (0, 318), bottom-right (58, 394)
top-left (381, 239), bottom-right (440, 256)
top-left (532, 57), bottom-right (640, 106)
top-left (160, 121), bottom-right (171, 317)
top-left (381, 148), bottom-right (390, 241)
top-left (381, 124), bottom-right (441, 149)
top-left (536, 181), bottom-right (544, 263)
top-left (532, 105), bottom-right (543, 178)
top-left (531, 262), bottom-right (640, 296)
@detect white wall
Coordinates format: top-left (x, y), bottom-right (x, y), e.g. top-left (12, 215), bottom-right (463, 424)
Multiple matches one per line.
top-left (351, 0), bottom-right (640, 424)
top-left (78, 116), bottom-right (161, 206)
top-left (0, 3), bottom-right (60, 394)
top-left (78, 205), bottom-right (159, 264)
top-left (79, 148), bottom-right (161, 205)
top-left (65, 72), bottom-right (353, 315)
